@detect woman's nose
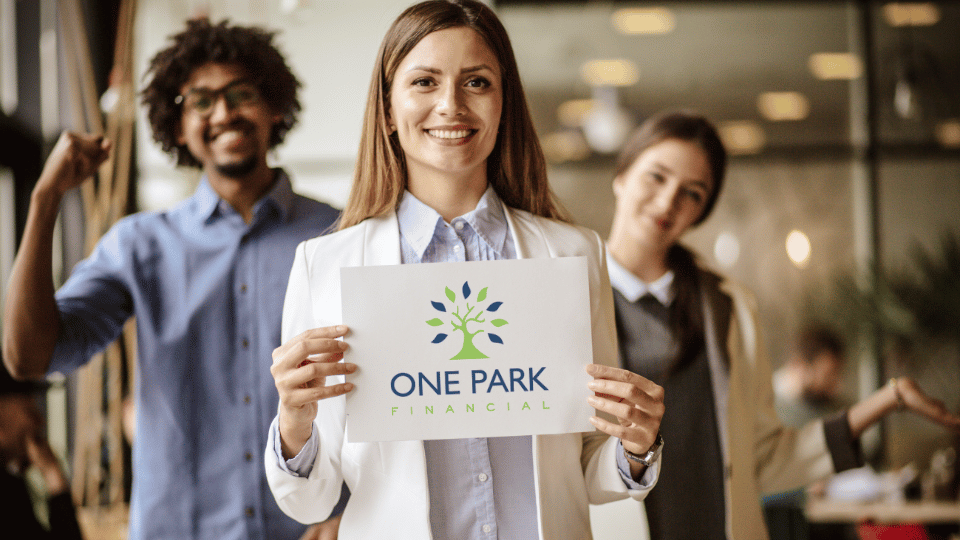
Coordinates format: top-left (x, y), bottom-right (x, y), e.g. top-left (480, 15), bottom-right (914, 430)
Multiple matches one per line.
top-left (653, 183), bottom-right (681, 213)
top-left (436, 85), bottom-right (465, 116)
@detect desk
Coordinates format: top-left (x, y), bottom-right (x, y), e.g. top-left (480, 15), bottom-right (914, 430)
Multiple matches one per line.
top-left (806, 499), bottom-right (960, 524)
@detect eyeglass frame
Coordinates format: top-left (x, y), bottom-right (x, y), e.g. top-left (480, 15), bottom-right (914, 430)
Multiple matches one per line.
top-left (174, 79), bottom-right (264, 118)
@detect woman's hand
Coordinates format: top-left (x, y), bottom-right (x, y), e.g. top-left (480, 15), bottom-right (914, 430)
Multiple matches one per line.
top-left (895, 376), bottom-right (960, 431)
top-left (584, 363), bottom-right (664, 479)
top-left (271, 325), bottom-right (356, 458)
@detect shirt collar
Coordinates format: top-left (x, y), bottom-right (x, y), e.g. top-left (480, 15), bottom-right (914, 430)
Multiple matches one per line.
top-left (193, 168), bottom-right (293, 224)
top-left (397, 186), bottom-right (508, 261)
top-left (605, 250), bottom-right (676, 306)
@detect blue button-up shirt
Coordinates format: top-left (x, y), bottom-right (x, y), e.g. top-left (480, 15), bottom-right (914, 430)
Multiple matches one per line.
top-left (51, 170), bottom-right (339, 540)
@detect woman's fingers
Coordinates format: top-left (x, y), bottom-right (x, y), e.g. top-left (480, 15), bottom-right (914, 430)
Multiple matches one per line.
top-left (585, 364), bottom-right (664, 411)
top-left (272, 326), bottom-right (349, 365)
top-left (272, 326), bottom-right (356, 407)
top-left (898, 377), bottom-right (960, 431)
top-left (585, 364), bottom-right (664, 453)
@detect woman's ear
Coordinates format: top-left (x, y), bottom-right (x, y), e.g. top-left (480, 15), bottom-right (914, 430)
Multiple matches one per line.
top-left (612, 174), bottom-right (625, 199)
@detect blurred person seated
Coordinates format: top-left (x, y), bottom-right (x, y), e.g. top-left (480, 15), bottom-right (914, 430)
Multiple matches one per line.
top-left (765, 324), bottom-right (853, 539)
top-left (774, 324), bottom-right (851, 428)
top-left (0, 361), bottom-right (83, 539)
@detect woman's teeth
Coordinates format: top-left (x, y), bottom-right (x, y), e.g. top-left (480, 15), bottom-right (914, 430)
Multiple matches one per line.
top-left (428, 129), bottom-right (472, 139)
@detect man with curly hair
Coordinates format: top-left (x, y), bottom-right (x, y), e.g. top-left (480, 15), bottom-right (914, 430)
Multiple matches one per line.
top-left (3, 18), bottom-right (341, 539)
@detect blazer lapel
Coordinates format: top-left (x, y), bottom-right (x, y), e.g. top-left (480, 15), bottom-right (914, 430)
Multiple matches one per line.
top-left (501, 202), bottom-right (550, 260)
top-left (361, 211), bottom-right (403, 266)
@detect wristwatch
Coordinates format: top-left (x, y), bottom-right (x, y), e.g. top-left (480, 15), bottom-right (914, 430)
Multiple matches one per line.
top-left (624, 432), bottom-right (663, 467)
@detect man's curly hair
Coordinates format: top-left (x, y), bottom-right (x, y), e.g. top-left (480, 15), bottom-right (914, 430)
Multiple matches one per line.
top-left (140, 18), bottom-right (301, 168)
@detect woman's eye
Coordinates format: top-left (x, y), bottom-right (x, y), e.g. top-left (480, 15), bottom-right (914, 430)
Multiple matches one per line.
top-left (412, 78), bottom-right (434, 87)
top-left (466, 77), bottom-right (491, 89)
top-left (647, 172), bottom-right (665, 183)
top-left (684, 189), bottom-right (705, 203)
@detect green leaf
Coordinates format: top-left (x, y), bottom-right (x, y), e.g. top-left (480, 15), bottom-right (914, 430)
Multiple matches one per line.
top-left (426, 318), bottom-right (444, 326)
top-left (478, 287), bottom-right (488, 302)
top-left (445, 286), bottom-right (456, 303)
top-left (492, 319), bottom-right (508, 327)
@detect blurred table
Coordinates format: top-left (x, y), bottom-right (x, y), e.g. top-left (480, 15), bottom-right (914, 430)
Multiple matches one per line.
top-left (806, 498), bottom-right (960, 524)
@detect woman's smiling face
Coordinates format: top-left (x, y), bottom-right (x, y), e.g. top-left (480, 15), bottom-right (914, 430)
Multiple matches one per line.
top-left (388, 26), bottom-right (502, 186)
top-left (612, 138), bottom-right (714, 251)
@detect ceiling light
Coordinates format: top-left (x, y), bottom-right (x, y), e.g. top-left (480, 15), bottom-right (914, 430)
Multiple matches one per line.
top-left (935, 119), bottom-right (960, 148)
top-left (580, 59), bottom-right (640, 87)
top-left (808, 53), bottom-right (863, 80)
top-left (611, 7), bottom-right (676, 35)
top-left (786, 230), bottom-right (811, 268)
top-left (713, 232), bottom-right (740, 269)
top-left (581, 87), bottom-right (635, 154)
top-left (557, 99), bottom-right (597, 128)
top-left (883, 3), bottom-right (940, 27)
top-left (757, 91), bottom-right (810, 121)
top-left (718, 121), bottom-right (766, 155)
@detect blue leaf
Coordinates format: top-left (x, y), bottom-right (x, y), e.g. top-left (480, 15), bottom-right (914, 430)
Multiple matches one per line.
top-left (462, 281), bottom-right (471, 299)
top-left (488, 333), bottom-right (503, 344)
top-left (432, 333), bottom-right (448, 343)
top-left (487, 301), bottom-right (503, 312)
top-left (431, 301), bottom-right (446, 312)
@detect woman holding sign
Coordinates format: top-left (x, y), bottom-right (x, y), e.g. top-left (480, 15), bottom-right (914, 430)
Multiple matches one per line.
top-left (605, 109), bottom-right (960, 539)
top-left (265, 1), bottom-right (664, 538)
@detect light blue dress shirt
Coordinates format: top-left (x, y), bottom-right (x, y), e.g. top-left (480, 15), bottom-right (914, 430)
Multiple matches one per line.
top-left (51, 171), bottom-right (339, 540)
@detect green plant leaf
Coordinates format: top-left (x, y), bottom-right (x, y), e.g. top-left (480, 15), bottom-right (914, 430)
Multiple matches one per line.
top-left (492, 319), bottom-right (508, 327)
top-left (478, 287), bottom-right (488, 302)
top-left (426, 318), bottom-right (444, 326)
top-left (445, 286), bottom-right (456, 303)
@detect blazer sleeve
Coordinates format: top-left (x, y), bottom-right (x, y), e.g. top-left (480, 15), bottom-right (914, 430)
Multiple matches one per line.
top-left (266, 240), bottom-right (347, 524)
top-left (579, 228), bottom-right (659, 502)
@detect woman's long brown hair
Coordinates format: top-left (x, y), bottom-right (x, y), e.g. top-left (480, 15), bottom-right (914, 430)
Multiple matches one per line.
top-left (338, 0), bottom-right (568, 230)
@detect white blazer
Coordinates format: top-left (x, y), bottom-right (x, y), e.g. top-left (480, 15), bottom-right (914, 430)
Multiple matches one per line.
top-left (265, 204), bottom-right (658, 539)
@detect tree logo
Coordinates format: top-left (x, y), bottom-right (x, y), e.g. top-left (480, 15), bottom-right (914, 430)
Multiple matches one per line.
top-left (425, 281), bottom-right (508, 360)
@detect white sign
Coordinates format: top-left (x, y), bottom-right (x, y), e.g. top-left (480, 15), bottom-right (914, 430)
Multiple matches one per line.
top-left (340, 257), bottom-right (594, 443)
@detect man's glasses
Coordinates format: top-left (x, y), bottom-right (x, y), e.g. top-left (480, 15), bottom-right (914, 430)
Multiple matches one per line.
top-left (175, 80), bottom-right (262, 117)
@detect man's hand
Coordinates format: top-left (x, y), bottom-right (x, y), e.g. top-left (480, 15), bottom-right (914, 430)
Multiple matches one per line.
top-left (35, 132), bottom-right (111, 199)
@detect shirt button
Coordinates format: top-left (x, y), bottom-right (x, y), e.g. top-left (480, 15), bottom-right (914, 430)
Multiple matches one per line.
top-left (240, 283), bottom-right (248, 293)
top-left (454, 221), bottom-right (465, 231)
top-left (482, 524), bottom-right (492, 533)
top-left (245, 507), bottom-right (254, 518)
top-left (241, 338), bottom-right (249, 349)
top-left (478, 473), bottom-right (488, 482)
top-left (453, 245), bottom-right (461, 252)
top-left (243, 395), bottom-right (252, 404)
top-left (245, 452), bottom-right (253, 462)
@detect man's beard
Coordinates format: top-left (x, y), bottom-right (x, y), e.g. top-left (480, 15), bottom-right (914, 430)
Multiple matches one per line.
top-left (215, 155), bottom-right (258, 178)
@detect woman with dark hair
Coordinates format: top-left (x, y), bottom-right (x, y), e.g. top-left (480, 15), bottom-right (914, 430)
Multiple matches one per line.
top-left (606, 109), bottom-right (960, 539)
top-left (265, 1), bottom-right (664, 538)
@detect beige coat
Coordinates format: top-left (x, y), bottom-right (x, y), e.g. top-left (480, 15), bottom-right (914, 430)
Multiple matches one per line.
top-left (704, 271), bottom-right (838, 540)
